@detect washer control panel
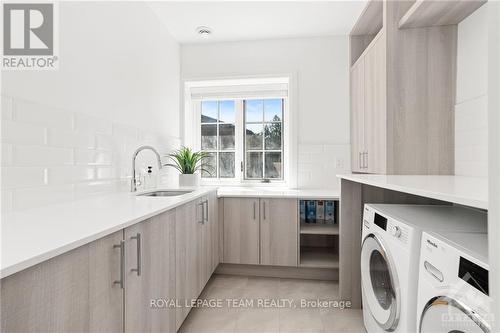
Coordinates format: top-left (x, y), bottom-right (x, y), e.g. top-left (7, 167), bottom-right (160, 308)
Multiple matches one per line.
top-left (387, 220), bottom-right (409, 244)
top-left (363, 205), bottom-right (409, 244)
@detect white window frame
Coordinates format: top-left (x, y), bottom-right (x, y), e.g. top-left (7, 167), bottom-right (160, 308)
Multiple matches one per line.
top-left (183, 76), bottom-right (297, 187)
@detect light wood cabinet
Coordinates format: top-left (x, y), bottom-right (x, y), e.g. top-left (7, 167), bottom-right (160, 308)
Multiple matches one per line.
top-left (223, 198), bottom-right (298, 267)
top-left (175, 200), bottom-right (200, 330)
top-left (223, 198), bottom-right (260, 265)
top-left (349, 0), bottom-right (455, 175)
top-left (89, 231), bottom-right (124, 332)
top-left (209, 191), bottom-right (220, 274)
top-left (363, 32), bottom-right (386, 174)
top-left (198, 196), bottom-right (211, 291)
top-left (260, 199), bottom-right (298, 267)
top-left (350, 56), bottom-right (365, 173)
top-left (124, 211), bottom-right (176, 333)
top-left (1, 193), bottom-right (218, 333)
top-left (198, 191), bottom-right (220, 289)
top-left (350, 32), bottom-right (386, 173)
top-left (1, 230), bottom-right (125, 333)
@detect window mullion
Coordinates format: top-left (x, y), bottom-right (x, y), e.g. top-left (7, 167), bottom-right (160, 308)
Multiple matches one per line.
top-left (236, 100), bottom-right (244, 182)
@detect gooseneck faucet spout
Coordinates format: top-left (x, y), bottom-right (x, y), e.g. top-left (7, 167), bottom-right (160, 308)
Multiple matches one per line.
top-left (131, 145), bottom-right (163, 192)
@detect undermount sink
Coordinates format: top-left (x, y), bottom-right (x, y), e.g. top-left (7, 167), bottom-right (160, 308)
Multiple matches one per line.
top-left (137, 190), bottom-right (194, 197)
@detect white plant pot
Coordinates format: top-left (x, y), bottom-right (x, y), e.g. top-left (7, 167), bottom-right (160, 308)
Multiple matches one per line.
top-left (179, 174), bottom-right (199, 188)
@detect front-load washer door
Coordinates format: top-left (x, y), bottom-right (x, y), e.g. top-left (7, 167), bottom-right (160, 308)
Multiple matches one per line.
top-left (361, 233), bottom-right (400, 331)
top-left (420, 296), bottom-right (490, 333)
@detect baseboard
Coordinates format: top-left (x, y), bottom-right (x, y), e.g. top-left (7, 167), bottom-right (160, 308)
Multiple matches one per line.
top-left (214, 263), bottom-right (338, 281)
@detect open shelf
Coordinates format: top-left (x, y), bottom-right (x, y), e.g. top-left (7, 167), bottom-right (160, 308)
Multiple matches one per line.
top-left (399, 0), bottom-right (486, 29)
top-left (300, 247), bottom-right (339, 269)
top-left (300, 223), bottom-right (339, 236)
top-left (349, 0), bottom-right (384, 66)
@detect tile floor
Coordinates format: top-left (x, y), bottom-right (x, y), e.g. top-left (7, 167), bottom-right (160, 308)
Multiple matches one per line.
top-left (179, 274), bottom-right (366, 333)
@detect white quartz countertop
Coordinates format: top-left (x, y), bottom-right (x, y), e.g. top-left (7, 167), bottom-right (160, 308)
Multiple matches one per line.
top-left (1, 188), bottom-right (216, 279)
top-left (1, 186), bottom-right (339, 279)
top-left (337, 174), bottom-right (488, 210)
top-left (216, 187), bottom-right (340, 199)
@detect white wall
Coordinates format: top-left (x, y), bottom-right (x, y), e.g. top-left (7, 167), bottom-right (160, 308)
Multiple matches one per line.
top-left (455, 4), bottom-right (489, 177)
top-left (1, 2), bottom-right (181, 211)
top-left (488, 1), bottom-right (500, 329)
top-left (181, 36), bottom-right (351, 189)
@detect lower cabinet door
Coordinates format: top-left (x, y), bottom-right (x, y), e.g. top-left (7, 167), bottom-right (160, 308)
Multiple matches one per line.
top-left (1, 244), bottom-right (91, 333)
top-left (175, 201), bottom-right (199, 330)
top-left (260, 199), bottom-right (298, 267)
top-left (198, 196), bottom-right (211, 292)
top-left (89, 230), bottom-right (125, 332)
top-left (209, 191), bottom-right (220, 274)
top-left (125, 211), bottom-right (176, 333)
top-left (223, 198), bottom-right (260, 265)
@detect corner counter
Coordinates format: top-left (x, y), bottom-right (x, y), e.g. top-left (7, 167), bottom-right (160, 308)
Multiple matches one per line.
top-left (336, 174), bottom-right (488, 308)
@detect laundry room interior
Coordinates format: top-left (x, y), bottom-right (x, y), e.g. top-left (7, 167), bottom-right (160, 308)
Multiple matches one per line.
top-left (1, 1), bottom-right (499, 333)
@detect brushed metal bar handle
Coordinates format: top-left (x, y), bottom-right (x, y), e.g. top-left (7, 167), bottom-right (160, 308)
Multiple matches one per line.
top-left (198, 202), bottom-right (205, 224)
top-left (365, 152), bottom-right (368, 169)
top-left (263, 201), bottom-right (266, 220)
top-left (204, 200), bottom-right (209, 223)
top-left (253, 201), bottom-right (256, 220)
top-left (113, 240), bottom-right (125, 289)
top-left (131, 233), bottom-right (141, 276)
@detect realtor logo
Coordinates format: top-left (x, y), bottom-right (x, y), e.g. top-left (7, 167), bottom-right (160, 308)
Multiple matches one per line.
top-left (2, 2), bottom-right (58, 70)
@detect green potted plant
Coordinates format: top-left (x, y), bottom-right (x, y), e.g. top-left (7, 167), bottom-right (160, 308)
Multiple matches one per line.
top-left (165, 146), bottom-right (212, 187)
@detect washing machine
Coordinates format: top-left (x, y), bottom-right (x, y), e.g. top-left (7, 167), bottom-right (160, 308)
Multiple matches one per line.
top-left (417, 231), bottom-right (490, 332)
top-left (361, 204), bottom-right (487, 333)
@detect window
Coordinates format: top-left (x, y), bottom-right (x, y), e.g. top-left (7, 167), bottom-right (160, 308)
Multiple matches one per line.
top-left (200, 100), bottom-right (236, 178)
top-left (244, 99), bottom-right (283, 179)
top-left (199, 98), bottom-right (285, 182)
top-left (186, 77), bottom-right (293, 185)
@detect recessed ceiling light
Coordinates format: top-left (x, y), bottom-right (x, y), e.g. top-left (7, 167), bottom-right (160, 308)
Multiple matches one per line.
top-left (196, 26), bottom-right (212, 36)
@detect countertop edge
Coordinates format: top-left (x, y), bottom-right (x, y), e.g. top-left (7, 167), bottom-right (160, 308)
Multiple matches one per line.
top-left (337, 175), bottom-right (488, 210)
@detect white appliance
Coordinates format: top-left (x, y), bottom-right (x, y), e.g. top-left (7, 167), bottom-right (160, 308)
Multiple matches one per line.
top-left (361, 204), bottom-right (487, 333)
top-left (417, 231), bottom-right (490, 333)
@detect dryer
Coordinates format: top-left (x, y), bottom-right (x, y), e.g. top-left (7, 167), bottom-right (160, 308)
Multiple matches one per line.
top-left (417, 231), bottom-right (490, 333)
top-left (361, 204), bottom-right (487, 333)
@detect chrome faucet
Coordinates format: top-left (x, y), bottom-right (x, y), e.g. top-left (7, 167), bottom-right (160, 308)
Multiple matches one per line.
top-left (131, 145), bottom-right (163, 192)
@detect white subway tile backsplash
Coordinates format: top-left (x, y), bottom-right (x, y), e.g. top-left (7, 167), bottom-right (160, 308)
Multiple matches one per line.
top-left (455, 96), bottom-right (488, 131)
top-left (14, 100), bottom-right (74, 129)
top-left (74, 113), bottom-right (112, 135)
top-left (47, 128), bottom-right (95, 149)
top-left (74, 149), bottom-right (113, 166)
top-left (96, 134), bottom-right (118, 151)
top-left (2, 190), bottom-right (13, 212)
top-left (13, 145), bottom-right (73, 166)
top-left (47, 166), bottom-right (95, 184)
top-left (297, 143), bottom-right (350, 190)
top-left (96, 166), bottom-right (118, 180)
top-left (2, 167), bottom-right (47, 188)
top-left (74, 181), bottom-right (116, 199)
top-left (2, 143), bottom-right (13, 165)
top-left (13, 185), bottom-right (75, 210)
top-left (113, 123), bottom-right (139, 140)
top-left (1, 96), bottom-right (13, 120)
top-left (1, 119), bottom-right (46, 145)
top-left (2, 96), bottom-right (180, 211)
top-left (454, 95), bottom-right (488, 177)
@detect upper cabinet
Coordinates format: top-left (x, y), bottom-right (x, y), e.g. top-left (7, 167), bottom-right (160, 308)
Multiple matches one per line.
top-left (349, 0), bottom-right (460, 175)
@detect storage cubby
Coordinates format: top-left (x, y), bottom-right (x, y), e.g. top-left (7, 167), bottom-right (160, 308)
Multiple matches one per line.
top-left (349, 0), bottom-right (383, 66)
top-left (298, 199), bottom-right (339, 269)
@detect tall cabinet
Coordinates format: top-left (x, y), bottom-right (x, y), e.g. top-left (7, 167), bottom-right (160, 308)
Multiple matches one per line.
top-left (349, 0), bottom-right (456, 175)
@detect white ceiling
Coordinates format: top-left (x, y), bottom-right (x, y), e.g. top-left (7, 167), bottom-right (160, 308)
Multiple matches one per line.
top-left (148, 1), bottom-right (367, 44)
